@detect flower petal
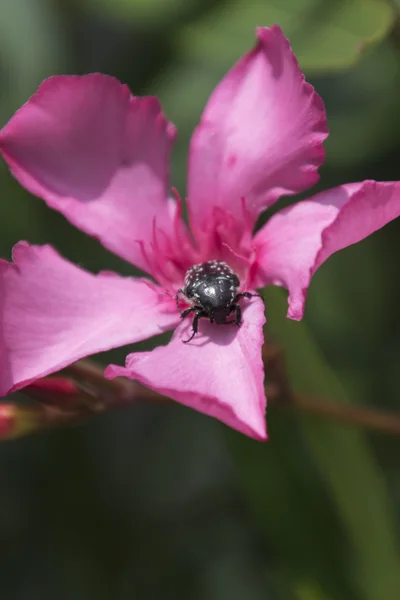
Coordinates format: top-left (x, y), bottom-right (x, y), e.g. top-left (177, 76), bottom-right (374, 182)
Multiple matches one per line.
top-left (0, 75), bottom-right (178, 273)
top-left (187, 25), bottom-right (328, 235)
top-left (0, 242), bottom-right (178, 395)
top-left (254, 180), bottom-right (400, 320)
top-left (105, 298), bottom-right (267, 440)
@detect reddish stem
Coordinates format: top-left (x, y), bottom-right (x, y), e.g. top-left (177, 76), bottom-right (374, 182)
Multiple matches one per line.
top-left (61, 358), bottom-right (400, 437)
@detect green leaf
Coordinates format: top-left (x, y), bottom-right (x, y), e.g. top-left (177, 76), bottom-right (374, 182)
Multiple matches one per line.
top-left (79, 0), bottom-right (187, 23)
top-left (0, 0), bottom-right (66, 115)
top-left (77, 0), bottom-right (394, 71)
top-left (178, 0), bottom-right (394, 73)
top-left (227, 413), bottom-right (355, 600)
top-left (261, 286), bottom-right (400, 600)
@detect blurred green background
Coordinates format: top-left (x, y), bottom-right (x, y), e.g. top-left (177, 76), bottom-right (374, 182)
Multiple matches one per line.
top-left (1, 0), bottom-right (400, 598)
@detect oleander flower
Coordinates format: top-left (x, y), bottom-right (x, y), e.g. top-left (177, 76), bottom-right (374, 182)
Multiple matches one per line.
top-left (1, 26), bottom-right (399, 440)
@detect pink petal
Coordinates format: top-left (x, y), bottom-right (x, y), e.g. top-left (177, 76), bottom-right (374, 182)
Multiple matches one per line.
top-left (187, 25), bottom-right (328, 236)
top-left (106, 298), bottom-right (267, 440)
top-left (0, 242), bottom-right (178, 396)
top-left (0, 75), bottom-right (179, 274)
top-left (254, 180), bottom-right (400, 320)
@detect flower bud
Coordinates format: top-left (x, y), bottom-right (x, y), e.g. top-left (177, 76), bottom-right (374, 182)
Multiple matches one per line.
top-left (0, 404), bottom-right (43, 440)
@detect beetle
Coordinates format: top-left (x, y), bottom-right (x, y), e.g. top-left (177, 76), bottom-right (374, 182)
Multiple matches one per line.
top-left (175, 260), bottom-right (261, 343)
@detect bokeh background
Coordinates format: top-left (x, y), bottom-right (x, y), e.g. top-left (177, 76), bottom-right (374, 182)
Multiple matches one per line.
top-left (1, 0), bottom-right (400, 598)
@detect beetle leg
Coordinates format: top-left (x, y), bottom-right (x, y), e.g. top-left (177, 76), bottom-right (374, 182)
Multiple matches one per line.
top-left (223, 304), bottom-right (242, 326)
top-left (234, 291), bottom-right (262, 301)
top-left (180, 306), bottom-right (197, 320)
top-left (183, 310), bottom-right (207, 343)
top-left (221, 304), bottom-right (242, 327)
top-left (234, 303), bottom-right (242, 326)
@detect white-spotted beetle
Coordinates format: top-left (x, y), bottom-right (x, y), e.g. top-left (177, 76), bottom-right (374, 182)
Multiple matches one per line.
top-left (175, 260), bottom-right (261, 343)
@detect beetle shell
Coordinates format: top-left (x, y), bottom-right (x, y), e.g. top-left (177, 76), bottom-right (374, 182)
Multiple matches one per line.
top-left (178, 260), bottom-right (261, 341)
top-left (183, 261), bottom-right (240, 316)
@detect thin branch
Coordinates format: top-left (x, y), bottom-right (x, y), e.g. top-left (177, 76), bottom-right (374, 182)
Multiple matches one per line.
top-left (62, 359), bottom-right (400, 437)
top-left (281, 394), bottom-right (400, 435)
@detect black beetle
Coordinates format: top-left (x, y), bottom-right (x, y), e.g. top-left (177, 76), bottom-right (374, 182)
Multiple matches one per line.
top-left (175, 260), bottom-right (261, 343)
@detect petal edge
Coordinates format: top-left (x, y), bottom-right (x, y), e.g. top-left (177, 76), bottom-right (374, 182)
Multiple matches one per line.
top-left (188, 25), bottom-right (328, 235)
top-left (106, 298), bottom-right (267, 440)
top-left (254, 180), bottom-right (400, 319)
top-left (0, 75), bottom-right (179, 275)
top-left (0, 242), bottom-right (178, 395)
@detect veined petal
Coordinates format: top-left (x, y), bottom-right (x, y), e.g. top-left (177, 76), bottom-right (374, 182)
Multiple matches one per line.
top-left (106, 298), bottom-right (267, 440)
top-left (187, 25), bottom-right (328, 235)
top-left (0, 242), bottom-right (178, 396)
top-left (0, 75), bottom-right (179, 274)
top-left (254, 180), bottom-right (400, 320)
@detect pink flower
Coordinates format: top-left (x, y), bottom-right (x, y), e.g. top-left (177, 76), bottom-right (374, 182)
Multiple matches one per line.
top-left (1, 26), bottom-right (400, 440)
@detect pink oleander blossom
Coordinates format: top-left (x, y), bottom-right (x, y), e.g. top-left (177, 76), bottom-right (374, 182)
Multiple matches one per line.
top-left (1, 26), bottom-right (400, 440)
